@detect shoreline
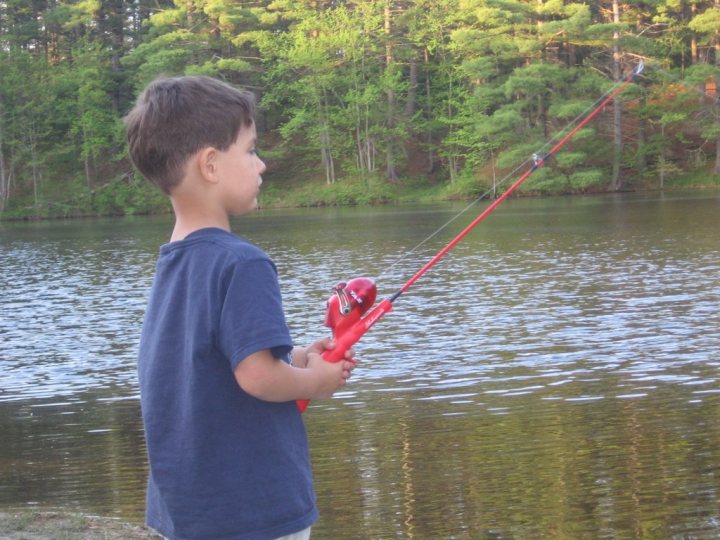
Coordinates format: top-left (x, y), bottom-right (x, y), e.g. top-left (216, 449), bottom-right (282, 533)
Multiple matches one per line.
top-left (0, 510), bottom-right (160, 540)
top-left (2, 181), bottom-right (719, 223)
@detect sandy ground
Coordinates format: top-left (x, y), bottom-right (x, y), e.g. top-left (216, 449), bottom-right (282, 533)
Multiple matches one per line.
top-left (0, 511), bottom-right (162, 539)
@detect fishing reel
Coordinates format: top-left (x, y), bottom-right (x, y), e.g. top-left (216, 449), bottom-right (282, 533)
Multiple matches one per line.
top-left (324, 277), bottom-right (377, 339)
top-left (297, 277), bottom-right (380, 413)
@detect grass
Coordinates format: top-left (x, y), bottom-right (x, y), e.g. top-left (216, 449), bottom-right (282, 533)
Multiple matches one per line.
top-left (258, 168), bottom-right (720, 210)
top-left (666, 170), bottom-right (720, 188)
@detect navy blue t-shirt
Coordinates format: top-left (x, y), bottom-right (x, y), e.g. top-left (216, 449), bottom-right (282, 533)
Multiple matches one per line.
top-left (138, 228), bottom-right (318, 540)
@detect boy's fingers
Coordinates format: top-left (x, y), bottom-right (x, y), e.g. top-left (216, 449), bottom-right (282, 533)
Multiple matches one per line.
top-left (344, 361), bottom-right (356, 377)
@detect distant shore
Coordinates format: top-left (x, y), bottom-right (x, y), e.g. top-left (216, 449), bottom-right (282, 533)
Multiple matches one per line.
top-left (2, 172), bottom-right (718, 222)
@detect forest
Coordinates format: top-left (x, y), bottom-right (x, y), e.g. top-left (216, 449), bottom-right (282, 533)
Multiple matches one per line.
top-left (0, 0), bottom-right (719, 218)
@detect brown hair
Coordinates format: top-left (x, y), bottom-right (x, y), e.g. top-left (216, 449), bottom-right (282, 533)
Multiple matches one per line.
top-left (124, 76), bottom-right (256, 194)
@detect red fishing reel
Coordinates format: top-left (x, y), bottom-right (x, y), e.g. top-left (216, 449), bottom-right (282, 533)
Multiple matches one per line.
top-left (324, 277), bottom-right (377, 339)
top-left (298, 277), bottom-right (392, 411)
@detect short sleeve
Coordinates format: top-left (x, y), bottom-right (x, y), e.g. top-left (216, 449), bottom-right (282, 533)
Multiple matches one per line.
top-left (218, 258), bottom-right (293, 369)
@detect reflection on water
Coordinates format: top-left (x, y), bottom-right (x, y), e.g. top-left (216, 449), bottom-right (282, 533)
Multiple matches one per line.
top-left (1, 392), bottom-right (148, 519)
top-left (1, 192), bottom-right (719, 538)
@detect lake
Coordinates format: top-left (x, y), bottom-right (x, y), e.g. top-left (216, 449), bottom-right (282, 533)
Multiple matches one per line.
top-left (1, 191), bottom-right (719, 538)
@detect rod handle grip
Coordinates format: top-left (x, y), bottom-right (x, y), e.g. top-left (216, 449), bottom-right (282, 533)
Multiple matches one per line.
top-left (295, 326), bottom-right (363, 413)
top-left (296, 299), bottom-right (393, 413)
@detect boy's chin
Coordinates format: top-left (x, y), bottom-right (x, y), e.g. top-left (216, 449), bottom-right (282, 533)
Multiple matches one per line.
top-left (231, 200), bottom-right (258, 216)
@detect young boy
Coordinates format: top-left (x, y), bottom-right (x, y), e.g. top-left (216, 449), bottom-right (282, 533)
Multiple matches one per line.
top-left (124, 75), bottom-right (356, 540)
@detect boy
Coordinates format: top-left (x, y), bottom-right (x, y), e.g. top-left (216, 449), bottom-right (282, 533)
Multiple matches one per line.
top-left (124, 75), bottom-right (356, 540)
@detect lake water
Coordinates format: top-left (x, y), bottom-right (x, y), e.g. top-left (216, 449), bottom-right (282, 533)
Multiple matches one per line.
top-left (1, 191), bottom-right (719, 538)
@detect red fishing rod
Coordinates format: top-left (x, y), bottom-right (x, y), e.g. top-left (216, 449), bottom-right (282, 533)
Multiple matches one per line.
top-left (297, 62), bottom-right (644, 412)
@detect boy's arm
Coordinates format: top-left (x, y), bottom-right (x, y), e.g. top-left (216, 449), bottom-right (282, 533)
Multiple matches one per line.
top-left (234, 341), bottom-right (355, 403)
top-left (289, 346), bottom-right (310, 368)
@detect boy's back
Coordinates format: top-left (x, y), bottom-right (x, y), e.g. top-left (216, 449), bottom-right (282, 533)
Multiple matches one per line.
top-left (139, 228), bottom-right (317, 538)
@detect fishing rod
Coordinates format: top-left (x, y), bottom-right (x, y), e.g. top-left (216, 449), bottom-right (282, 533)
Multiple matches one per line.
top-left (297, 61), bottom-right (645, 413)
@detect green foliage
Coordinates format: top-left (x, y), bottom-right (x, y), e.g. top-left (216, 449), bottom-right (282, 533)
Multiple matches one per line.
top-left (667, 171), bottom-right (720, 188)
top-left (1, 175), bottom-right (170, 219)
top-left (2, 0), bottom-right (720, 220)
top-left (261, 178), bottom-right (400, 208)
top-left (688, 7), bottom-right (720, 35)
top-left (567, 169), bottom-right (605, 191)
top-left (88, 177), bottom-right (144, 216)
top-left (439, 170), bottom-right (495, 199)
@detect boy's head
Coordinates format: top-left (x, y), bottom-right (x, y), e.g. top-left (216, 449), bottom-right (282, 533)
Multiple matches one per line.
top-left (124, 76), bottom-right (256, 194)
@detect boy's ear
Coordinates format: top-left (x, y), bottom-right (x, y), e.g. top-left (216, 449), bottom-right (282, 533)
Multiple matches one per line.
top-left (196, 146), bottom-right (220, 184)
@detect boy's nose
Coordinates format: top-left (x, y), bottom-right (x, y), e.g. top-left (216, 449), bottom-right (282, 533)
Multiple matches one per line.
top-left (257, 157), bottom-right (267, 174)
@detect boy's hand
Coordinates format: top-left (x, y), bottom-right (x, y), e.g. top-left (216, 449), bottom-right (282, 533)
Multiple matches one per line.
top-left (292, 338), bottom-right (356, 368)
top-left (307, 337), bottom-right (356, 363)
top-left (305, 351), bottom-right (355, 399)
top-left (304, 338), bottom-right (356, 400)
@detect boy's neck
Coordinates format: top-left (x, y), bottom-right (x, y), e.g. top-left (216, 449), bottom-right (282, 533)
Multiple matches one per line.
top-left (170, 200), bottom-right (231, 242)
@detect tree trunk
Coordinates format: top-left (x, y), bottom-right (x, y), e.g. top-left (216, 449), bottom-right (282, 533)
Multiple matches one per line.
top-left (82, 123), bottom-right (93, 188)
top-left (538, 94), bottom-right (548, 138)
top-left (109, 0), bottom-right (124, 114)
top-left (490, 147), bottom-right (498, 198)
top-left (446, 69), bottom-right (458, 183)
top-left (405, 57), bottom-right (417, 118)
top-left (424, 48), bottom-right (435, 174)
top-left (690, 2), bottom-right (699, 64)
top-left (364, 97), bottom-right (375, 174)
top-left (637, 97), bottom-right (647, 173)
top-left (352, 60), bottom-right (375, 176)
top-left (659, 123), bottom-right (666, 188)
top-left (320, 93), bottom-right (335, 184)
top-left (448, 155), bottom-right (459, 183)
top-left (0, 120), bottom-right (6, 212)
top-left (31, 150), bottom-right (40, 209)
top-left (355, 108), bottom-right (365, 173)
top-left (712, 1), bottom-right (720, 173)
top-left (566, 41), bottom-right (577, 67)
top-left (610, 0), bottom-right (623, 191)
top-left (384, 1), bottom-right (399, 183)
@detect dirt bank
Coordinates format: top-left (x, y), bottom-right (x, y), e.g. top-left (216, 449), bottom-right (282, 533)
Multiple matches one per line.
top-left (0, 511), bottom-right (161, 539)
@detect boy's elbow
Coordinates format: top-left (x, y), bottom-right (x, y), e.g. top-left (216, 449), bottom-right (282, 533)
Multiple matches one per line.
top-left (234, 365), bottom-right (271, 400)
top-left (233, 351), bottom-right (286, 402)
top-left (235, 372), bottom-right (261, 398)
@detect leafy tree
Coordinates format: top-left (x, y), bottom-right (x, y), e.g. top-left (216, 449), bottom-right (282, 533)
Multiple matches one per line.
top-left (68, 41), bottom-right (122, 188)
top-left (2, 0), bottom-right (720, 218)
top-left (685, 63), bottom-right (720, 174)
top-left (0, 49), bottom-right (53, 212)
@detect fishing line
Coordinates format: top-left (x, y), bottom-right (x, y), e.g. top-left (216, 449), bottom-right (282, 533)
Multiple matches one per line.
top-left (375, 57), bottom-right (719, 288)
top-left (374, 63), bottom-right (645, 287)
top-left (299, 61), bottom-right (646, 412)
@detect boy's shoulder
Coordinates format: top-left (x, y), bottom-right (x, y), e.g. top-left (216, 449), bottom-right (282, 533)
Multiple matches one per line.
top-left (163, 227), bottom-right (267, 262)
top-left (153, 227), bottom-right (276, 295)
